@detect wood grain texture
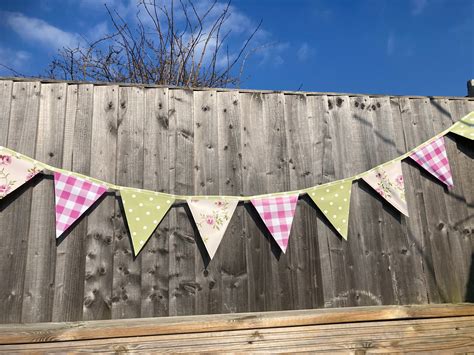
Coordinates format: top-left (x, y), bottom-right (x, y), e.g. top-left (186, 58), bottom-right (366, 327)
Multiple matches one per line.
top-left (0, 304), bottom-right (474, 354)
top-left (0, 79), bottom-right (473, 323)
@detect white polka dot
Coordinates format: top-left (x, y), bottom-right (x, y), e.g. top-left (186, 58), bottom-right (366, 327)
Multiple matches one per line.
top-left (329, 202), bottom-right (333, 205)
top-left (140, 240), bottom-right (144, 245)
top-left (333, 215), bottom-right (337, 219)
top-left (133, 232), bottom-right (137, 236)
top-left (128, 208), bottom-right (133, 212)
top-left (340, 185), bottom-right (344, 189)
top-left (324, 210), bottom-right (328, 214)
top-left (132, 194), bottom-right (136, 198)
top-left (320, 197), bottom-right (325, 201)
top-left (335, 193), bottom-right (339, 197)
top-left (343, 198), bottom-right (347, 202)
top-left (146, 211), bottom-right (150, 215)
top-left (153, 220), bottom-right (158, 224)
top-left (149, 197), bottom-right (154, 201)
top-left (135, 217), bottom-right (140, 221)
top-left (326, 189), bottom-right (330, 192)
top-left (342, 219), bottom-right (346, 223)
top-left (139, 203), bottom-right (143, 207)
top-left (166, 200), bottom-right (171, 204)
top-left (311, 192), bottom-right (315, 196)
top-left (156, 205), bottom-right (161, 209)
top-left (337, 227), bottom-right (341, 231)
top-left (143, 226), bottom-right (147, 230)
top-left (338, 206), bottom-right (342, 210)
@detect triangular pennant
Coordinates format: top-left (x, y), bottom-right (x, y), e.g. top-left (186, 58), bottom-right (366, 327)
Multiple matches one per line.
top-left (187, 198), bottom-right (238, 259)
top-left (362, 160), bottom-right (408, 216)
top-left (121, 189), bottom-right (174, 256)
top-left (0, 151), bottom-right (42, 199)
top-left (410, 136), bottom-right (453, 188)
top-left (54, 172), bottom-right (107, 238)
top-left (251, 194), bottom-right (299, 253)
top-left (450, 112), bottom-right (474, 140)
top-left (308, 180), bottom-right (352, 240)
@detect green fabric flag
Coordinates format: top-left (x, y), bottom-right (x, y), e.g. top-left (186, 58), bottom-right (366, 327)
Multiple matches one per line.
top-left (450, 112), bottom-right (474, 140)
top-left (121, 188), bottom-right (174, 256)
top-left (308, 180), bottom-right (352, 240)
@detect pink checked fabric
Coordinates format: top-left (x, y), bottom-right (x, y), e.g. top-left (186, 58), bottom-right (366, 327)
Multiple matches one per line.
top-left (410, 137), bottom-right (453, 188)
top-left (54, 172), bottom-right (107, 238)
top-left (251, 194), bottom-right (299, 253)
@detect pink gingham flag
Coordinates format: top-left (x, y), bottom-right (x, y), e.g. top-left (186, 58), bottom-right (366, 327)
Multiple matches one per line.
top-left (251, 194), bottom-right (299, 253)
top-left (410, 137), bottom-right (453, 188)
top-left (54, 172), bottom-right (107, 238)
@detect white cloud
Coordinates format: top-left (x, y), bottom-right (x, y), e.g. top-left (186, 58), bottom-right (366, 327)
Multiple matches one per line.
top-left (4, 12), bottom-right (82, 49)
top-left (386, 32), bottom-right (395, 56)
top-left (296, 43), bottom-right (315, 62)
top-left (411, 0), bottom-right (427, 16)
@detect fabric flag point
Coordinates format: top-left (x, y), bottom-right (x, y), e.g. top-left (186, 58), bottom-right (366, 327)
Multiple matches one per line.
top-left (308, 180), bottom-right (352, 240)
top-left (0, 151), bottom-right (42, 199)
top-left (121, 189), bottom-right (174, 257)
top-left (251, 194), bottom-right (299, 253)
top-left (450, 112), bottom-right (474, 140)
top-left (54, 172), bottom-right (107, 238)
top-left (410, 136), bottom-right (453, 188)
top-left (363, 160), bottom-right (408, 216)
top-left (187, 198), bottom-right (238, 259)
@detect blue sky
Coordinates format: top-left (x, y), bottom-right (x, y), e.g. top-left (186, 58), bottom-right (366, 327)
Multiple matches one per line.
top-left (0, 0), bottom-right (473, 96)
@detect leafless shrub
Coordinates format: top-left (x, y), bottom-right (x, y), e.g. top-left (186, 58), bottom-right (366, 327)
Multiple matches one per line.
top-left (46, 0), bottom-right (262, 87)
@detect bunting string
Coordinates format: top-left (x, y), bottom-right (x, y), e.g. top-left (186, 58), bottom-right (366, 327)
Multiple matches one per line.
top-left (0, 111), bottom-right (473, 257)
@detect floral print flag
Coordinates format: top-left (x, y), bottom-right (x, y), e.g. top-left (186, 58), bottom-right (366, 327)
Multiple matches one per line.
top-left (251, 194), bottom-right (299, 253)
top-left (362, 160), bottom-right (409, 216)
top-left (121, 189), bottom-right (175, 257)
top-left (410, 137), bottom-right (453, 188)
top-left (187, 198), bottom-right (238, 259)
top-left (0, 151), bottom-right (42, 199)
top-left (450, 112), bottom-right (474, 140)
top-left (308, 180), bottom-right (352, 240)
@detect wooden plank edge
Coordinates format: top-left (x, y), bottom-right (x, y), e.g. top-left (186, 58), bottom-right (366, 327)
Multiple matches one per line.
top-left (1, 77), bottom-right (473, 100)
top-left (0, 303), bottom-right (473, 344)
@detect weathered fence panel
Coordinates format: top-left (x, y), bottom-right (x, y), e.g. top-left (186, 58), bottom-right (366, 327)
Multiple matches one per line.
top-left (0, 78), bottom-right (472, 324)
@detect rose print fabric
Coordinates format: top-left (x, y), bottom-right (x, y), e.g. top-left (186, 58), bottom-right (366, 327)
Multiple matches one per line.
top-left (187, 198), bottom-right (238, 259)
top-left (363, 160), bottom-right (409, 216)
top-left (121, 188), bottom-right (174, 257)
top-left (0, 151), bottom-right (42, 199)
top-left (410, 137), bottom-right (453, 188)
top-left (308, 180), bottom-right (352, 240)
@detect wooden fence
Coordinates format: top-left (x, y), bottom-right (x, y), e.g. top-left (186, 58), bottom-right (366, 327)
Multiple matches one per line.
top-left (0, 77), bottom-right (473, 324)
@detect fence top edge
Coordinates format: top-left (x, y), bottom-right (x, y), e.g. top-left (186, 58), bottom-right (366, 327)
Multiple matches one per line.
top-left (1, 76), bottom-right (473, 101)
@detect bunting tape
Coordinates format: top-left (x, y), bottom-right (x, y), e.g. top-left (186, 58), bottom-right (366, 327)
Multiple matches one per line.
top-left (1, 112), bottom-right (471, 202)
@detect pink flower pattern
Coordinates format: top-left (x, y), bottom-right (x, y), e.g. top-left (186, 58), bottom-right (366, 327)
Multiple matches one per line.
top-left (0, 155), bottom-right (12, 165)
top-left (0, 153), bottom-right (41, 199)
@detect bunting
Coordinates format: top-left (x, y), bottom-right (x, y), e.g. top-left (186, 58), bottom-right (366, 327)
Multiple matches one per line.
top-left (0, 151), bottom-right (42, 199)
top-left (308, 180), bottom-right (352, 240)
top-left (187, 198), bottom-right (238, 259)
top-left (450, 112), bottom-right (474, 140)
top-left (54, 172), bottom-right (107, 238)
top-left (362, 160), bottom-right (408, 216)
top-left (121, 188), bottom-right (174, 256)
top-left (251, 194), bottom-right (299, 253)
top-left (410, 137), bottom-right (453, 188)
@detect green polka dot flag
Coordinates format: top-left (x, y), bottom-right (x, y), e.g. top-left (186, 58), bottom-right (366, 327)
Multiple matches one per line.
top-left (308, 180), bottom-right (352, 240)
top-left (121, 188), bottom-right (174, 256)
top-left (450, 112), bottom-right (474, 140)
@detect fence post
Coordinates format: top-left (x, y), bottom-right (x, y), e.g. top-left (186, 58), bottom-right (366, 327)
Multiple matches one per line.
top-left (468, 80), bottom-right (474, 97)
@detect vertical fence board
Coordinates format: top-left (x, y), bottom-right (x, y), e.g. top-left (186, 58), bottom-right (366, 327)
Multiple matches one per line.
top-left (216, 91), bottom-right (247, 314)
top-left (22, 83), bottom-right (67, 323)
top-left (0, 81), bottom-right (41, 323)
top-left (168, 89), bottom-right (196, 316)
top-left (83, 85), bottom-right (118, 321)
top-left (0, 80), bottom-right (13, 145)
top-left (140, 87), bottom-right (171, 318)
